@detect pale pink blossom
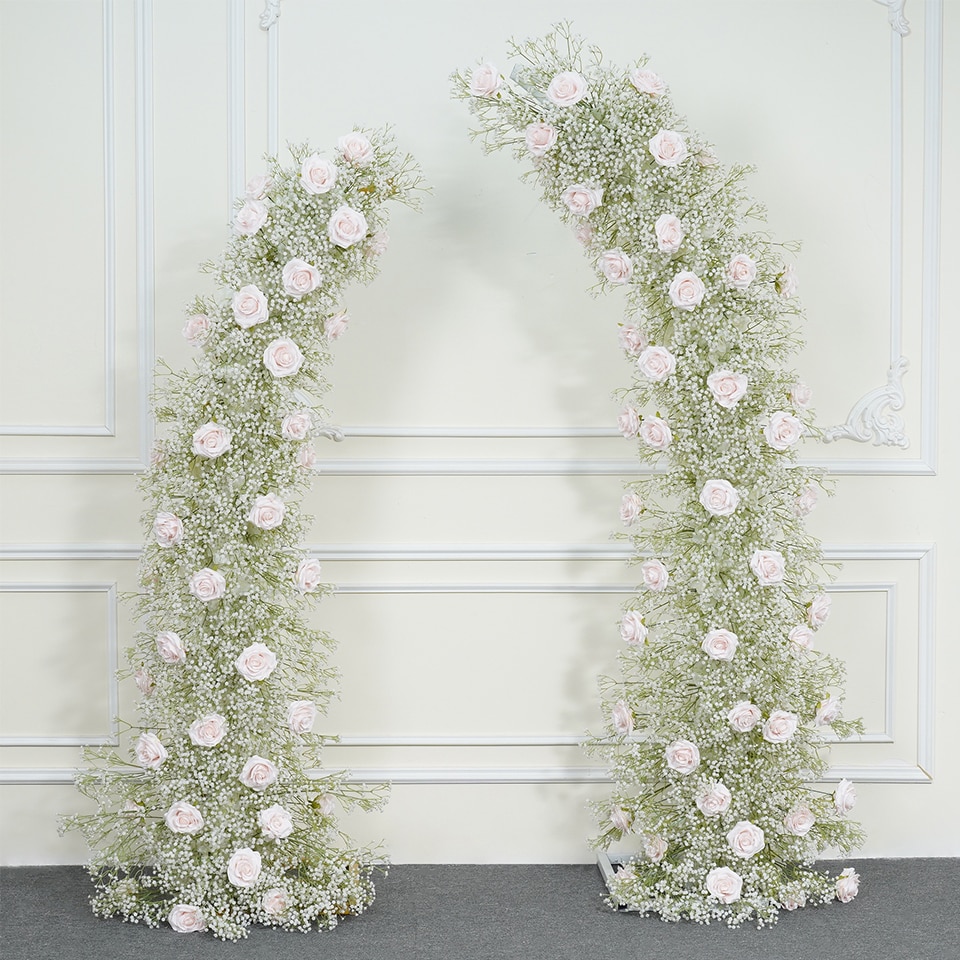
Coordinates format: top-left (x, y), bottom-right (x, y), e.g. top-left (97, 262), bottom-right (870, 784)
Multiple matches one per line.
top-left (727, 701), bottom-right (761, 732)
top-left (620, 611), bottom-right (647, 646)
top-left (168, 904), bottom-right (206, 933)
top-left (649, 129), bottom-right (688, 167)
top-left (836, 867), bottom-right (860, 902)
top-left (765, 411), bottom-right (804, 450)
top-left (574, 222), bottom-right (595, 246)
top-left (727, 820), bottom-right (765, 858)
top-left (816, 694), bottom-right (842, 726)
top-left (262, 888), bottom-right (289, 915)
top-left (640, 416), bottom-right (672, 451)
top-left (617, 325), bottom-right (647, 356)
top-left (135, 732), bottom-right (167, 769)
top-left (235, 642), bottom-right (277, 682)
top-left (784, 805), bottom-right (816, 836)
top-left (326, 310), bottom-right (349, 340)
top-left (637, 345), bottom-right (676, 381)
top-left (189, 713), bottom-right (226, 747)
top-left (701, 629), bottom-right (738, 661)
top-left (834, 779), bottom-right (857, 815)
top-left (611, 700), bottom-right (634, 736)
top-left (619, 492), bottom-right (643, 525)
top-left (317, 794), bottom-right (336, 816)
top-left (599, 249), bottom-right (634, 284)
top-left (705, 866), bottom-right (742, 904)
top-left (790, 381), bottom-right (813, 409)
top-left (281, 410), bottom-right (312, 441)
top-left (134, 668), bottom-right (154, 697)
top-left (640, 559), bottom-right (669, 592)
top-left (327, 206), bottom-right (368, 248)
top-left (227, 848), bottom-right (262, 888)
top-left (337, 131), bottom-right (374, 165)
top-left (234, 199), bottom-right (268, 236)
top-left (696, 782), bottom-right (732, 817)
top-left (707, 369), bottom-right (748, 409)
top-left (192, 422), bottom-right (232, 458)
top-left (248, 493), bottom-right (286, 531)
top-left (232, 284), bottom-right (269, 328)
top-left (469, 63), bottom-right (501, 97)
top-left (629, 68), bottom-right (666, 97)
top-left (782, 891), bottom-right (807, 911)
top-left (524, 122), bottom-right (557, 157)
top-left (795, 485), bottom-right (819, 517)
top-left (245, 174), bottom-right (272, 199)
top-left (726, 253), bottom-right (757, 290)
top-left (788, 625), bottom-right (815, 653)
top-left (263, 337), bottom-right (304, 378)
top-left (259, 804), bottom-right (294, 840)
top-left (610, 806), bottom-right (632, 833)
top-left (165, 801), bottom-right (204, 835)
top-left (807, 593), bottom-right (832, 628)
top-left (699, 479), bottom-right (740, 517)
top-left (297, 445), bottom-right (317, 469)
top-left (665, 739), bottom-right (700, 774)
top-left (281, 258), bottom-right (320, 298)
top-left (644, 834), bottom-right (668, 862)
top-left (562, 183), bottom-right (603, 217)
top-left (750, 549), bottom-right (785, 586)
top-left (654, 213), bottom-right (683, 253)
top-left (777, 264), bottom-right (799, 298)
top-left (156, 631), bottom-right (186, 664)
top-left (287, 700), bottom-right (317, 734)
top-left (240, 755), bottom-right (279, 791)
top-left (546, 71), bottom-right (588, 106)
top-left (763, 710), bottom-right (799, 744)
top-left (300, 154), bottom-right (338, 194)
top-left (367, 231), bottom-right (390, 256)
top-left (182, 313), bottom-right (210, 346)
top-left (153, 512), bottom-right (183, 547)
top-left (188, 567), bottom-right (226, 602)
top-left (668, 270), bottom-right (705, 310)
top-left (295, 558), bottom-right (324, 593)
top-left (617, 406), bottom-right (641, 439)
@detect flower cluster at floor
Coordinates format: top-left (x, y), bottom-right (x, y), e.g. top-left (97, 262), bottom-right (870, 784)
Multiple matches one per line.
top-left (456, 26), bottom-right (864, 926)
top-left (64, 133), bottom-right (421, 940)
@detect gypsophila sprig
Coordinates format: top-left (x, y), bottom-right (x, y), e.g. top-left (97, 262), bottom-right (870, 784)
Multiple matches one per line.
top-left (63, 131), bottom-right (421, 940)
top-left (455, 25), bottom-right (863, 927)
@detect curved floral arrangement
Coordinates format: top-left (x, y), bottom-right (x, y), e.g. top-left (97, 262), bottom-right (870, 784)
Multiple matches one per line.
top-left (65, 131), bottom-right (420, 940)
top-left (455, 27), bottom-right (864, 926)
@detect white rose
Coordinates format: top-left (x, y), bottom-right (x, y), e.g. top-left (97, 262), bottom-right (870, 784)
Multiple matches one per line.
top-left (696, 782), bottom-right (732, 817)
top-left (705, 866), bottom-right (742, 904)
top-left (836, 867), bottom-right (860, 902)
top-left (640, 416), bottom-right (672, 451)
top-left (281, 258), bottom-right (320, 297)
top-left (701, 629), bottom-right (738, 661)
top-left (317, 794), bottom-right (336, 816)
top-left (649, 129), bottom-right (688, 167)
top-left (727, 820), bottom-right (765, 859)
top-left (782, 891), bottom-right (807, 911)
top-left (337, 131), bottom-right (374, 165)
top-left (784, 805), bottom-right (816, 836)
top-left (248, 493), bottom-right (285, 531)
top-left (281, 410), bottom-right (312, 441)
top-left (726, 253), bottom-right (757, 290)
top-left (262, 888), bottom-right (289, 915)
top-left (807, 593), bottom-right (831, 628)
top-left (654, 213), bottom-right (683, 253)
top-left (524, 122), bottom-right (557, 157)
top-left (165, 800), bottom-right (204, 835)
top-left (546, 70), bottom-right (588, 106)
top-left (668, 270), bottom-right (705, 310)
top-left (788, 625), bottom-right (815, 653)
top-left (367, 231), bottom-right (389, 256)
top-left (618, 325), bottom-right (647, 356)
top-left (765, 411), bottom-right (803, 450)
top-left (297, 445), bottom-right (317, 469)
top-left (561, 183), bottom-right (603, 217)
top-left (235, 642), bottom-right (277, 682)
top-left (234, 199), bottom-right (268, 236)
top-left (611, 700), bottom-right (634, 736)
top-left (192, 422), bottom-right (232, 458)
top-left (727, 701), bottom-right (761, 732)
top-left (777, 264), bottom-right (799, 298)
top-left (135, 732), bottom-right (167, 769)
top-left (168, 904), bottom-right (206, 933)
top-left (795, 484), bottom-right (819, 517)
top-left (259, 804), bottom-right (294, 840)
top-left (327, 205), bottom-right (368, 248)
top-left (469, 62), bottom-right (501, 97)
top-left (620, 611), bottom-right (647, 646)
top-left (189, 713), bottom-right (226, 747)
top-left (188, 567), bottom-right (226, 602)
top-left (288, 700), bottom-right (317, 734)
top-left (699, 479), bottom-right (740, 517)
top-left (617, 406), bottom-right (641, 439)
top-left (610, 806), bottom-right (632, 833)
top-left (620, 492), bottom-right (643, 525)
top-left (295, 558), bottom-right (324, 593)
top-left (156, 630), bottom-right (186, 664)
top-left (637, 345), bottom-right (676, 381)
top-left (815, 694), bottom-right (842, 726)
top-left (232, 283), bottom-right (269, 328)
top-left (640, 559), bottom-right (669, 592)
top-left (790, 381), bottom-right (813, 409)
top-left (750, 549), bottom-right (785, 586)
top-left (300, 154), bottom-right (338, 194)
top-left (227, 848), bottom-right (262, 888)
top-left (599, 249), bottom-right (634, 284)
top-left (834, 779), bottom-right (856, 815)
top-left (644, 834), bottom-right (668, 862)
top-left (665, 739), bottom-right (700, 774)
top-left (263, 337), bottom-right (304, 378)
top-left (629, 68), bottom-right (666, 97)
top-left (153, 512), bottom-right (183, 547)
top-left (240, 755), bottom-right (279, 791)
top-left (762, 710), bottom-right (799, 744)
top-left (134, 668), bottom-right (154, 697)
top-left (707, 369), bottom-right (748, 409)
top-left (245, 174), bottom-right (272, 199)
top-left (326, 310), bottom-right (349, 340)
top-left (574, 222), bottom-right (595, 246)
top-left (182, 313), bottom-right (210, 346)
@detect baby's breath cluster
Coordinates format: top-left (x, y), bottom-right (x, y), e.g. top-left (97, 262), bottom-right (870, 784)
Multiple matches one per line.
top-left (455, 26), bottom-right (864, 926)
top-left (64, 131), bottom-right (421, 940)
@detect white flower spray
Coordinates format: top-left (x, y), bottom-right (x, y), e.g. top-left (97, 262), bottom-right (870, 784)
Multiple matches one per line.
top-left (455, 25), bottom-right (864, 926)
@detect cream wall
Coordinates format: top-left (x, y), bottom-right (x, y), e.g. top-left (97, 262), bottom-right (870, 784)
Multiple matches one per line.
top-left (0, 0), bottom-right (955, 864)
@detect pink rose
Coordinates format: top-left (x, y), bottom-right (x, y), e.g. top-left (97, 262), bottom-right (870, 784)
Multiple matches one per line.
top-left (668, 270), bottom-right (704, 310)
top-left (325, 310), bottom-right (349, 340)
top-left (245, 174), bottom-right (272, 199)
top-left (524, 122), bottom-right (558, 157)
top-left (281, 258), bottom-right (320, 297)
top-left (834, 779), bottom-right (856, 815)
top-left (599, 250), bottom-right (633, 284)
top-left (295, 558), bottom-right (323, 593)
top-left (287, 700), bottom-right (317, 734)
top-left (815, 694), bottom-right (842, 726)
top-left (765, 411), bottom-right (803, 450)
top-left (618, 325), bottom-right (647, 356)
top-left (699, 479), bottom-right (740, 517)
top-left (664, 739), bottom-right (700, 774)
top-left (135, 732), bottom-right (167, 769)
top-left (153, 512), bottom-right (183, 547)
top-left (262, 888), bottom-right (289, 915)
top-left (807, 593), bottom-right (831, 628)
top-left (617, 406), bottom-right (641, 439)
top-left (263, 337), bottom-right (304, 378)
top-left (561, 183), bottom-right (603, 217)
top-left (707, 369), bottom-right (748, 409)
top-left (619, 492), bottom-right (643, 525)
top-left (777, 264), bottom-right (799, 298)
top-left (644, 834), bottom-right (668, 862)
top-left (696, 782), bottom-right (732, 817)
top-left (750, 549), bottom-right (785, 585)
top-left (727, 820), bottom-right (765, 859)
top-left (165, 800), bottom-right (204, 835)
top-left (232, 284), bottom-right (269, 328)
top-left (367, 231), bottom-right (389, 256)
top-left (790, 381), bottom-right (813, 409)
top-left (297, 445), bottom-right (317, 469)
top-left (726, 253), bottom-right (757, 290)
top-left (620, 611), bottom-right (647, 646)
top-left (235, 642), bottom-right (277, 681)
top-left (629, 68), bottom-right (666, 97)
top-left (192, 422), bottom-right (232, 458)
top-left (836, 867), bottom-right (860, 902)
top-left (611, 700), bottom-right (634, 736)
top-left (134, 668), bottom-right (154, 697)
top-left (248, 493), bottom-right (285, 531)
top-left (546, 71), bottom-right (588, 106)
top-left (188, 568), bottom-right (226, 602)
top-left (182, 313), bottom-right (210, 346)
top-left (782, 891), bottom-right (807, 911)
top-left (640, 417), bottom-right (672, 451)
top-left (156, 630), bottom-right (186, 664)
top-left (337, 131), bottom-right (374, 165)
top-left (788, 625), bottom-right (815, 653)
top-left (649, 129), bottom-right (688, 167)
top-left (189, 713), bottom-right (226, 747)
top-left (727, 701), bottom-right (761, 732)
top-left (637, 345), bottom-right (676, 381)
top-left (469, 63), bottom-right (501, 97)
top-left (227, 848), bottom-right (262, 888)
top-left (574, 222), bottom-right (595, 246)
top-left (234, 199), bottom-right (268, 236)
top-left (259, 804), bottom-right (294, 840)
top-left (300, 154), bottom-right (338, 194)
top-left (640, 559), bottom-right (669, 592)
top-left (701, 629), bottom-right (738, 661)
top-left (610, 807), bottom-right (632, 833)
top-left (705, 866), bottom-right (742, 904)
top-left (795, 484), bottom-right (819, 517)
top-left (784, 805), bottom-right (815, 837)
top-left (762, 710), bottom-right (798, 744)
top-left (281, 410), bottom-right (312, 441)
top-left (327, 206), bottom-right (368, 248)
top-left (240, 755), bottom-right (279, 791)
top-left (168, 904), bottom-right (206, 933)
top-left (654, 213), bottom-right (683, 253)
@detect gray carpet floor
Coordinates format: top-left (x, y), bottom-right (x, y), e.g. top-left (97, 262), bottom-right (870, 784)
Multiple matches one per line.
top-left (1, 861), bottom-right (958, 960)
